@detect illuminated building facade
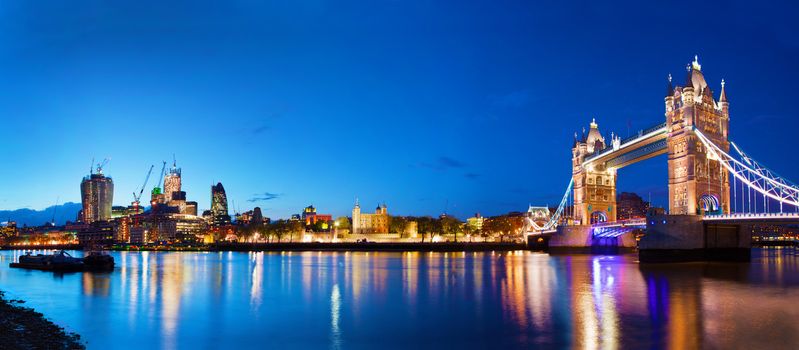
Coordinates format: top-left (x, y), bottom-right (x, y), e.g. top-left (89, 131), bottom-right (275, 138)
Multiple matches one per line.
top-left (666, 57), bottom-right (730, 215)
top-left (351, 201), bottom-right (389, 234)
top-left (80, 173), bottom-right (114, 224)
top-left (143, 213), bottom-right (208, 243)
top-left (211, 182), bottom-right (231, 227)
top-left (302, 205), bottom-right (332, 227)
top-left (76, 221), bottom-right (116, 246)
top-left (572, 118), bottom-right (617, 225)
top-left (163, 160), bottom-right (182, 206)
top-left (466, 213), bottom-right (485, 231)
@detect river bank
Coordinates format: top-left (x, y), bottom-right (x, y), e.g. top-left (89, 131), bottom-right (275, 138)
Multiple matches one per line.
top-left (4, 242), bottom-right (530, 252)
top-left (97, 242), bottom-right (531, 252)
top-left (0, 291), bottom-right (84, 349)
top-left (211, 241), bottom-right (529, 252)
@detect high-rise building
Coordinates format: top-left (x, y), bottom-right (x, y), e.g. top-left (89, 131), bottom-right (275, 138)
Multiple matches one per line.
top-left (211, 182), bottom-right (231, 226)
top-left (80, 172), bottom-right (114, 224)
top-left (164, 159), bottom-right (182, 206)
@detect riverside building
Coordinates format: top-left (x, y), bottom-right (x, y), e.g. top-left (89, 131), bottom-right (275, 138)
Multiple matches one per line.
top-left (351, 200), bottom-right (389, 234)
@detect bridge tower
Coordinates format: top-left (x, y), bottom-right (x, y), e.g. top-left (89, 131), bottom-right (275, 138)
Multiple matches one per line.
top-left (665, 56), bottom-right (731, 215)
top-left (572, 119), bottom-right (617, 225)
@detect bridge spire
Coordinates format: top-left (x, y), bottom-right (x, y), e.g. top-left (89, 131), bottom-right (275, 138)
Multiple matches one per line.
top-left (719, 79), bottom-right (728, 102)
top-left (692, 55), bottom-right (702, 71)
top-left (665, 73), bottom-right (673, 97)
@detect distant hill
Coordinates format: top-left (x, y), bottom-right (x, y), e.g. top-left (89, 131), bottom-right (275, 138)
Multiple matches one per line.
top-left (0, 202), bottom-right (82, 227)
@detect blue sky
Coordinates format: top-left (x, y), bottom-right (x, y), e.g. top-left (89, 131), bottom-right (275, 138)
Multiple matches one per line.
top-left (1, 1), bottom-right (798, 220)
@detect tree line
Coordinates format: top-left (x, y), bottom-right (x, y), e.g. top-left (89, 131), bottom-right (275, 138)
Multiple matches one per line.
top-left (233, 213), bottom-right (527, 243)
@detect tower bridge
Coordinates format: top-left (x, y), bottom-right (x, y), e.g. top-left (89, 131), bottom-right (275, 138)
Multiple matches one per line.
top-left (524, 56), bottom-right (799, 261)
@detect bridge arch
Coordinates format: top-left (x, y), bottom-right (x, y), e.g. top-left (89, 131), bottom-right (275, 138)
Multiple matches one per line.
top-left (590, 211), bottom-right (608, 224)
top-left (699, 194), bottom-right (721, 215)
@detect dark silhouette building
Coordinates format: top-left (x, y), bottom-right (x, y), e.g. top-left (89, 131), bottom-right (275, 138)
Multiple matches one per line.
top-left (617, 192), bottom-right (649, 220)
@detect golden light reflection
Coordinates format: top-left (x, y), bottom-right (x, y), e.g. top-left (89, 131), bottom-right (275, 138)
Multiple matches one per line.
top-left (526, 253), bottom-right (553, 331)
top-left (250, 252), bottom-right (263, 309)
top-left (330, 283), bottom-right (342, 350)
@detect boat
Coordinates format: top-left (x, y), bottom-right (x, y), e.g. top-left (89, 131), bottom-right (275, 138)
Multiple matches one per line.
top-left (10, 250), bottom-right (84, 271)
top-left (82, 251), bottom-right (115, 271)
top-left (9, 250), bottom-right (115, 272)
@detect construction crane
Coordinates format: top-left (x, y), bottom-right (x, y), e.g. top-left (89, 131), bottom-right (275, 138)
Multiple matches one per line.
top-left (151, 161), bottom-right (167, 196)
top-left (132, 165), bottom-right (155, 207)
top-left (96, 158), bottom-right (110, 175)
top-left (50, 196), bottom-right (59, 226)
top-left (131, 165), bottom-right (154, 226)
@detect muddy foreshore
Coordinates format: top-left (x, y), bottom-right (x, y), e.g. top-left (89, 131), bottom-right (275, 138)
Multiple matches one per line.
top-left (0, 291), bottom-right (84, 349)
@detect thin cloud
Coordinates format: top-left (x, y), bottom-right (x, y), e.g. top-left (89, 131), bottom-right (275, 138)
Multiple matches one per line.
top-left (248, 192), bottom-right (281, 202)
top-left (252, 125), bottom-right (271, 134)
top-left (464, 172), bottom-right (480, 180)
top-left (418, 156), bottom-right (467, 171)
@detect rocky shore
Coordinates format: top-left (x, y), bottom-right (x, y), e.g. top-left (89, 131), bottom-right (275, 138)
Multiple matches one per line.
top-left (0, 291), bottom-right (84, 349)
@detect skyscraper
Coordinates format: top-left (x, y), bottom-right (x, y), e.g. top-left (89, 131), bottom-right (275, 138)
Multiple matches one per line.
top-left (164, 158), bottom-right (182, 204)
top-left (211, 182), bottom-right (231, 226)
top-left (80, 171), bottom-right (114, 224)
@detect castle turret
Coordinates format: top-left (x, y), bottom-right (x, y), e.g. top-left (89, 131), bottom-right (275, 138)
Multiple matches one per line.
top-left (351, 199), bottom-right (361, 234)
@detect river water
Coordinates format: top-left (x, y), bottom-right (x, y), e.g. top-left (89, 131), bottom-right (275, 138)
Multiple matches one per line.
top-left (0, 248), bottom-right (797, 349)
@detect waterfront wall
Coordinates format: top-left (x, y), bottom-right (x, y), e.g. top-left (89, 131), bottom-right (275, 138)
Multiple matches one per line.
top-left (639, 214), bottom-right (750, 262)
top-left (549, 225), bottom-right (636, 253)
top-left (213, 242), bottom-right (527, 252)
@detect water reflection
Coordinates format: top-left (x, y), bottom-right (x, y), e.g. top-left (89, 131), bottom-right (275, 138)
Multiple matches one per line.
top-left (0, 248), bottom-right (798, 349)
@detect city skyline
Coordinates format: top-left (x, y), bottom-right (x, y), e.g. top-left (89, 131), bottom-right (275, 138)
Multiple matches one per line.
top-left (2, 1), bottom-right (799, 220)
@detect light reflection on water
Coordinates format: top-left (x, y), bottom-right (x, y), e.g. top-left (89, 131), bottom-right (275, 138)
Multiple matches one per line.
top-left (0, 248), bottom-right (798, 349)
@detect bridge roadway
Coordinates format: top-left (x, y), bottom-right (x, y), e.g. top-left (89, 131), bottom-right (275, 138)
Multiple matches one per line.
top-left (583, 122), bottom-right (668, 169)
top-left (703, 212), bottom-right (799, 225)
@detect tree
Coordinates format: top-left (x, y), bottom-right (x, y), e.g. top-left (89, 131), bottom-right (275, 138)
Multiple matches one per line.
top-left (288, 220), bottom-right (304, 242)
top-left (389, 216), bottom-right (408, 236)
top-left (483, 216), bottom-right (512, 241)
top-left (461, 223), bottom-right (474, 242)
top-left (312, 220), bottom-right (329, 233)
top-left (334, 216), bottom-right (351, 232)
top-left (267, 219), bottom-right (296, 243)
top-left (440, 216), bottom-right (461, 242)
top-left (483, 216), bottom-right (525, 242)
top-left (415, 216), bottom-right (440, 242)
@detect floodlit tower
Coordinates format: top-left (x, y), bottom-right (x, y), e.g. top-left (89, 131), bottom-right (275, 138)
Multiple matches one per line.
top-left (666, 56), bottom-right (731, 215)
top-left (164, 156), bottom-right (182, 205)
top-left (351, 198), bottom-right (361, 234)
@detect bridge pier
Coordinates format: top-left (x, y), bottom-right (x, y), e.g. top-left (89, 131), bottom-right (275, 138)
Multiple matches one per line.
top-left (639, 214), bottom-right (750, 263)
top-left (550, 225), bottom-right (636, 254)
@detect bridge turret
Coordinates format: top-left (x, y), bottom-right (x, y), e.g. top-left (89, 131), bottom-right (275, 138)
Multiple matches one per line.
top-left (585, 118), bottom-right (605, 153)
top-left (667, 56), bottom-right (731, 216)
top-left (682, 64), bottom-right (696, 108)
top-left (665, 74), bottom-right (675, 116)
top-left (719, 79), bottom-right (729, 117)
